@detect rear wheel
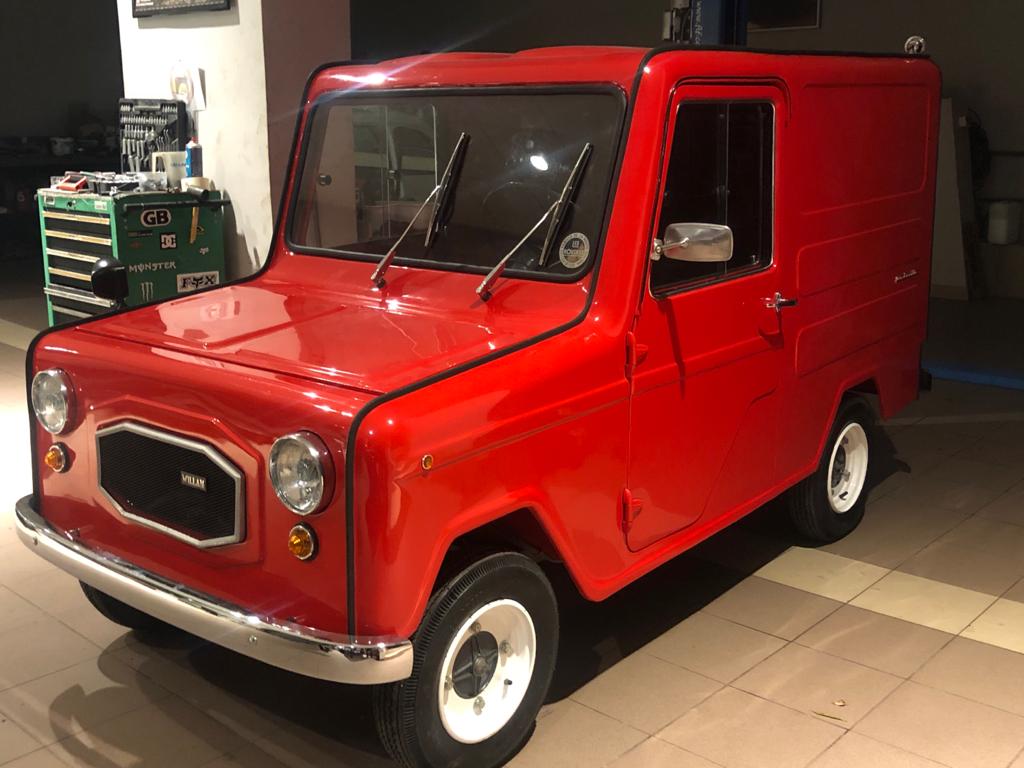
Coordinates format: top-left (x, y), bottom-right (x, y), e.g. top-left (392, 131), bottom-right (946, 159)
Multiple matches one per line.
top-left (788, 398), bottom-right (873, 542)
top-left (373, 552), bottom-right (558, 768)
top-left (80, 582), bottom-right (174, 634)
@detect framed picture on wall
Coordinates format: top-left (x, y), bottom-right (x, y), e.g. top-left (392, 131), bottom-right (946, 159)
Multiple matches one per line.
top-left (748, 0), bottom-right (821, 31)
top-left (132, 0), bottom-right (231, 18)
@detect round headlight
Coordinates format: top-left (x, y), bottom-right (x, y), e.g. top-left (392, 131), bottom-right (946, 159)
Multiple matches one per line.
top-left (31, 369), bottom-right (74, 434)
top-left (269, 432), bottom-right (334, 515)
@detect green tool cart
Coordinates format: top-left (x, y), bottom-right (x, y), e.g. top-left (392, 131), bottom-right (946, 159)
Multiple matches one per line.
top-left (38, 188), bottom-right (227, 326)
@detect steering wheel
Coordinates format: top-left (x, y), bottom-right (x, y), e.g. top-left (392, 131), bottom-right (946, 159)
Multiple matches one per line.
top-left (481, 181), bottom-right (560, 269)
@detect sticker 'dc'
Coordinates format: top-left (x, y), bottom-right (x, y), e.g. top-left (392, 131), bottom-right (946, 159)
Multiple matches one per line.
top-left (559, 232), bottom-right (590, 268)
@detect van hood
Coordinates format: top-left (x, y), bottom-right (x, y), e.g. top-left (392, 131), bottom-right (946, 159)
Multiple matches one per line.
top-left (79, 265), bottom-right (585, 394)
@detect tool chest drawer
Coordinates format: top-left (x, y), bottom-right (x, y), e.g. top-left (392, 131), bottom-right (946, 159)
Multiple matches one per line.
top-left (38, 189), bottom-right (227, 327)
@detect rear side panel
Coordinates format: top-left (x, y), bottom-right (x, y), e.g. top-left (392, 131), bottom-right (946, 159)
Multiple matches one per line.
top-left (776, 59), bottom-right (940, 481)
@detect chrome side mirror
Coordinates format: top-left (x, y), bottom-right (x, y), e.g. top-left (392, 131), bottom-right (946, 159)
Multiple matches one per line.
top-left (652, 223), bottom-right (733, 263)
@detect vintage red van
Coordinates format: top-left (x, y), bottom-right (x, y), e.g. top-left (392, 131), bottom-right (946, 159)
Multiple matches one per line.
top-left (17, 45), bottom-right (939, 767)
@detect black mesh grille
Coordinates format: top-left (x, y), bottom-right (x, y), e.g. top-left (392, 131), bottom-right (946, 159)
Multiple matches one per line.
top-left (98, 427), bottom-right (241, 543)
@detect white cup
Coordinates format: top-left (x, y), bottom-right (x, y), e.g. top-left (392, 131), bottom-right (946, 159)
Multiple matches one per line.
top-left (151, 151), bottom-right (187, 186)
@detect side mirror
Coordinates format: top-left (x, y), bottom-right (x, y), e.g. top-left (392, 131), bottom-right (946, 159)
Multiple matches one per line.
top-left (91, 257), bottom-right (129, 307)
top-left (652, 223), bottom-right (733, 263)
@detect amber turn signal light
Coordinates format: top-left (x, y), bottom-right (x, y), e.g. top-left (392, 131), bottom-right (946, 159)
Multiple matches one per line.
top-left (287, 524), bottom-right (317, 561)
top-left (44, 443), bottom-right (69, 473)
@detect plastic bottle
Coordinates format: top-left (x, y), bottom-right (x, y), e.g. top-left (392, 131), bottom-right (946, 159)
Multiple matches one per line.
top-left (185, 136), bottom-right (203, 178)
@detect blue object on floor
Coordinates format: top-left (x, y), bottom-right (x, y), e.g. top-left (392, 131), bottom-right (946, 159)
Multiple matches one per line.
top-left (924, 363), bottom-right (1024, 391)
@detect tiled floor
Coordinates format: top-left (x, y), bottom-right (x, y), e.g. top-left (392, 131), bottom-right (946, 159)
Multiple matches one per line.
top-left (3, 321), bottom-right (1024, 767)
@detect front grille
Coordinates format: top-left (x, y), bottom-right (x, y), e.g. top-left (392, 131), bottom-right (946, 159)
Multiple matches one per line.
top-left (97, 423), bottom-right (244, 547)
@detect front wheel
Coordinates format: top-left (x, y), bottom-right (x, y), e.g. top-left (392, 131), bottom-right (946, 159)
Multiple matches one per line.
top-left (788, 398), bottom-right (873, 542)
top-left (373, 552), bottom-right (558, 768)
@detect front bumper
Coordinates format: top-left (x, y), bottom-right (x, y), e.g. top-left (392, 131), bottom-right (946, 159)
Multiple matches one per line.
top-left (15, 495), bottom-right (412, 685)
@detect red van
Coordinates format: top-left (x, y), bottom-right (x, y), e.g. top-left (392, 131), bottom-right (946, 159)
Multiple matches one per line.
top-left (17, 45), bottom-right (939, 768)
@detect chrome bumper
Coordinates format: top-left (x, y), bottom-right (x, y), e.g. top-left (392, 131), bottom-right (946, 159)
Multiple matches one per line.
top-left (15, 495), bottom-right (412, 685)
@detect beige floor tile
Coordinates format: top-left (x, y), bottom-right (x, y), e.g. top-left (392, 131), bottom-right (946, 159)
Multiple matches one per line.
top-left (53, 603), bottom-right (132, 650)
top-left (643, 611), bottom-right (786, 683)
top-left (734, 643), bottom-right (901, 727)
top-left (963, 598), bottom-right (1024, 655)
top-left (508, 700), bottom-right (645, 768)
top-left (703, 576), bottom-right (842, 640)
top-left (884, 456), bottom-right (1022, 515)
top-left (607, 738), bottom-right (720, 768)
top-left (0, 748), bottom-right (75, 768)
top-left (822, 495), bottom-right (969, 569)
top-left (855, 681), bottom-right (1024, 768)
top-left (1007, 579), bottom-right (1024, 602)
top-left (0, 584), bottom-right (48, 634)
top-left (979, 480), bottom-right (1024, 527)
top-left (0, 540), bottom-right (61, 588)
top-left (796, 605), bottom-right (951, 678)
top-left (754, 547), bottom-right (888, 602)
top-left (850, 571), bottom-right (996, 634)
top-left (809, 732), bottom-right (949, 768)
top-left (658, 686), bottom-right (843, 768)
top-left (936, 516), bottom-right (1024, 561)
top-left (897, 539), bottom-right (1024, 596)
top-left (0, 655), bottom-right (171, 746)
top-left (914, 637), bottom-right (1024, 717)
top-left (0, 715), bottom-right (44, 765)
top-left (48, 696), bottom-right (246, 768)
top-left (572, 651), bottom-right (720, 734)
top-left (7, 569), bottom-right (91, 617)
top-left (198, 745), bottom-right (289, 768)
top-left (0, 617), bottom-right (99, 692)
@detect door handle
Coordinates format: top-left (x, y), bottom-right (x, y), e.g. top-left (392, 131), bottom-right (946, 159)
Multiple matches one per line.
top-left (764, 291), bottom-right (798, 313)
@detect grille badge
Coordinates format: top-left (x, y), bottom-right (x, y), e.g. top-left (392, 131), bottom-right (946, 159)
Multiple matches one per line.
top-left (180, 470), bottom-right (208, 492)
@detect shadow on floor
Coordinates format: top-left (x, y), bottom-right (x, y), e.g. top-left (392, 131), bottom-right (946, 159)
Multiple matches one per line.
top-left (49, 428), bottom-right (909, 765)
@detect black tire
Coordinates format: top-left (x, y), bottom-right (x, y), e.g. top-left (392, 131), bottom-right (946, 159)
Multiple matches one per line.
top-left (373, 552), bottom-right (558, 768)
top-left (80, 582), bottom-right (174, 634)
top-left (788, 398), bottom-right (874, 543)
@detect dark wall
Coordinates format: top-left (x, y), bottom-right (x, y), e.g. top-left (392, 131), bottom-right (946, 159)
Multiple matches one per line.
top-left (351, 0), bottom-right (669, 60)
top-left (0, 0), bottom-right (123, 136)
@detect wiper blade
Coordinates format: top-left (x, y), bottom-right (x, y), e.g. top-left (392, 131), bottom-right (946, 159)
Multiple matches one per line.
top-left (538, 143), bottom-right (592, 267)
top-left (476, 200), bottom-right (558, 301)
top-left (424, 131), bottom-right (470, 249)
top-left (476, 143), bottom-right (593, 300)
top-left (370, 132), bottom-right (470, 288)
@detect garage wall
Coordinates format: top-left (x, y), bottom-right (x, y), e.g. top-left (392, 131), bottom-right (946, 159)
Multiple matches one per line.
top-left (115, 0), bottom-right (350, 277)
top-left (0, 0), bottom-right (123, 136)
top-left (115, 0), bottom-right (273, 277)
top-left (353, 0), bottom-right (1024, 197)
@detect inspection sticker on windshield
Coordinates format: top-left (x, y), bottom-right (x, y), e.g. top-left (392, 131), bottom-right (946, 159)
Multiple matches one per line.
top-left (559, 233), bottom-right (590, 268)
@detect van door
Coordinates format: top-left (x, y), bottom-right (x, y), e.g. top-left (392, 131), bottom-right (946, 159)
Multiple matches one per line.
top-left (625, 83), bottom-right (791, 551)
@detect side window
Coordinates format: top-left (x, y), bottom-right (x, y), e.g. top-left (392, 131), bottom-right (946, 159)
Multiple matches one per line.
top-left (651, 101), bottom-right (774, 294)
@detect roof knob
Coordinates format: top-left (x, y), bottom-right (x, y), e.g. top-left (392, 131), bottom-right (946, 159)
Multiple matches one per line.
top-left (904, 35), bottom-right (927, 55)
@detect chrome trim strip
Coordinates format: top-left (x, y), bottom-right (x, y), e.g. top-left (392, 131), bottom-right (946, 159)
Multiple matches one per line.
top-left (50, 304), bottom-right (94, 320)
top-left (48, 267), bottom-right (92, 283)
top-left (96, 422), bottom-right (245, 548)
top-left (15, 496), bottom-right (413, 684)
top-left (43, 210), bottom-right (110, 226)
top-left (43, 285), bottom-right (114, 308)
top-left (44, 229), bottom-right (112, 246)
top-left (47, 248), bottom-right (101, 264)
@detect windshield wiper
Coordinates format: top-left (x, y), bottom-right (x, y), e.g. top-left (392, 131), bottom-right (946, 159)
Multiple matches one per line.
top-left (476, 143), bottom-right (592, 300)
top-left (370, 185), bottom-right (439, 287)
top-left (371, 132), bottom-right (470, 288)
top-left (424, 131), bottom-right (470, 249)
top-left (538, 142), bottom-right (592, 267)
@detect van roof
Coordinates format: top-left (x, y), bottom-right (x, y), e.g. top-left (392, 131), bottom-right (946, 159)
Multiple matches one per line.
top-left (309, 45), bottom-right (931, 101)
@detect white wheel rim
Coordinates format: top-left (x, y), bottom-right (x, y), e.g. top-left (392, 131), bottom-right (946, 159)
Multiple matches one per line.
top-left (827, 422), bottom-right (868, 513)
top-left (438, 599), bottom-right (536, 744)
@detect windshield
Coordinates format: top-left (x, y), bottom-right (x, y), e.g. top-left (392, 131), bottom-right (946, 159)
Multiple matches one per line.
top-left (288, 90), bottom-right (624, 279)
